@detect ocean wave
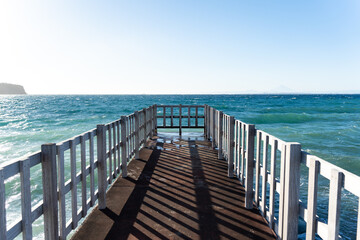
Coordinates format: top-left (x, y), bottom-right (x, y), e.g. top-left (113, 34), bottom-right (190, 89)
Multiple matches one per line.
top-left (248, 113), bottom-right (315, 124)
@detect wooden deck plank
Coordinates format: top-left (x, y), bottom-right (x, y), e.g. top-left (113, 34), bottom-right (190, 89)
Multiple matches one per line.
top-left (71, 135), bottom-right (276, 240)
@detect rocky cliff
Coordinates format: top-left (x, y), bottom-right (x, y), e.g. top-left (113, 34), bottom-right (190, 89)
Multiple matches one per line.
top-left (0, 83), bottom-right (27, 95)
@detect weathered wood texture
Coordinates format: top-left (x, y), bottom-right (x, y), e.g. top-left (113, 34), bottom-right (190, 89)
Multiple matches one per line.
top-left (328, 170), bottom-right (344, 240)
top-left (282, 143), bottom-right (301, 240)
top-left (41, 144), bottom-right (59, 240)
top-left (244, 124), bottom-right (255, 209)
top-left (20, 159), bottom-right (32, 240)
top-left (57, 144), bottom-right (66, 240)
top-left (97, 124), bottom-right (107, 209)
top-left (306, 160), bottom-right (320, 240)
top-left (71, 136), bottom-right (276, 240)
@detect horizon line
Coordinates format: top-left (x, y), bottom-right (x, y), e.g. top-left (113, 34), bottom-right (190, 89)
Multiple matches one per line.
top-left (2, 92), bottom-right (360, 96)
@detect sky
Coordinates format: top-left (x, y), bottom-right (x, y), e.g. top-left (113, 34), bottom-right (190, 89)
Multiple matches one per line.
top-left (0, 0), bottom-right (360, 94)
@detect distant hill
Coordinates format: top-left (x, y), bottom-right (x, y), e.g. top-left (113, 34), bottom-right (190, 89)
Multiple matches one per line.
top-left (0, 83), bottom-right (27, 95)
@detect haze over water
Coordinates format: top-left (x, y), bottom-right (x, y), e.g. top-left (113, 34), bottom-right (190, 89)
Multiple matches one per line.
top-left (0, 94), bottom-right (359, 239)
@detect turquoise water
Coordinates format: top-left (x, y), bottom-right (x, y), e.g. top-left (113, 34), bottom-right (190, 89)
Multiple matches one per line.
top-left (0, 94), bottom-right (359, 239)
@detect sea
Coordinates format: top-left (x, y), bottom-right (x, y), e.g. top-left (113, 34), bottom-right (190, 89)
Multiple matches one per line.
top-left (0, 94), bottom-right (359, 239)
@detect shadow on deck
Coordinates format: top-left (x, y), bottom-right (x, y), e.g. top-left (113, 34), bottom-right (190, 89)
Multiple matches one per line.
top-left (72, 134), bottom-right (276, 240)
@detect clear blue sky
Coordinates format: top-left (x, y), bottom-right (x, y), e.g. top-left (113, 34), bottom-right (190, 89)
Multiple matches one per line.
top-left (1, 0), bottom-right (359, 94)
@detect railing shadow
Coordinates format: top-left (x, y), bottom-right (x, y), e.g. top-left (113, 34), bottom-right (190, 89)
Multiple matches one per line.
top-left (101, 142), bottom-right (163, 240)
top-left (188, 140), bottom-right (220, 239)
top-left (100, 137), bottom-right (275, 240)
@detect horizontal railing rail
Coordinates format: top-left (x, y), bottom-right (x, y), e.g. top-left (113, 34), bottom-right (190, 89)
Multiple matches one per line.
top-left (0, 105), bottom-right (156, 240)
top-left (204, 104), bottom-right (360, 240)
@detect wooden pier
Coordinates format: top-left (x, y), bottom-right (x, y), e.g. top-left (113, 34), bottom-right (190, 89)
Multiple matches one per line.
top-left (1, 104), bottom-right (360, 240)
top-left (71, 134), bottom-right (276, 240)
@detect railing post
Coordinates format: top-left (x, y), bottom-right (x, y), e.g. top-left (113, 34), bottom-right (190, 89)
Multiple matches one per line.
top-left (206, 105), bottom-right (209, 139)
top-left (121, 117), bottom-right (128, 177)
top-left (205, 105), bottom-right (210, 140)
top-left (278, 143), bottom-right (286, 239)
top-left (245, 124), bottom-right (255, 209)
top-left (282, 142), bottom-right (301, 240)
top-left (204, 104), bottom-right (209, 140)
top-left (261, 135), bottom-right (269, 217)
top-left (209, 106), bottom-right (211, 140)
top-left (203, 105), bottom-right (207, 138)
top-left (228, 116), bottom-right (235, 178)
top-left (212, 108), bottom-right (216, 148)
top-left (149, 107), bottom-right (153, 138)
top-left (171, 106), bottom-right (174, 127)
top-left (153, 104), bottom-right (157, 136)
top-left (188, 106), bottom-right (191, 127)
top-left (41, 143), bottom-right (59, 240)
top-left (20, 158), bottom-right (32, 240)
top-left (148, 107), bottom-right (152, 138)
top-left (57, 145), bottom-right (66, 240)
top-left (195, 106), bottom-right (198, 127)
top-left (0, 168), bottom-right (6, 240)
top-left (328, 169), bottom-right (344, 240)
top-left (179, 104), bottom-right (182, 135)
top-left (96, 125), bottom-right (107, 210)
top-left (255, 131), bottom-right (262, 206)
top-left (215, 110), bottom-right (218, 146)
top-left (143, 108), bottom-right (147, 143)
top-left (306, 159), bottom-right (320, 240)
top-left (218, 111), bottom-right (223, 160)
top-left (70, 139), bottom-right (78, 228)
top-left (134, 111), bottom-right (140, 159)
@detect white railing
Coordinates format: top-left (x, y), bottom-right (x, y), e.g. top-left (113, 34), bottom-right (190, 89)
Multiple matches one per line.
top-left (0, 105), bottom-right (156, 240)
top-left (156, 105), bottom-right (205, 135)
top-left (204, 105), bottom-right (360, 240)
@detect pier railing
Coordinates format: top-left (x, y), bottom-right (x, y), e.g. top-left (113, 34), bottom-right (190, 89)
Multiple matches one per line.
top-left (0, 105), bottom-right (156, 240)
top-left (204, 105), bottom-right (360, 240)
top-left (1, 104), bottom-right (359, 240)
top-left (156, 104), bottom-right (205, 135)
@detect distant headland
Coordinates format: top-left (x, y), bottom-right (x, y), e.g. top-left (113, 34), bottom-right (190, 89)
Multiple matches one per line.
top-left (0, 83), bottom-right (27, 95)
